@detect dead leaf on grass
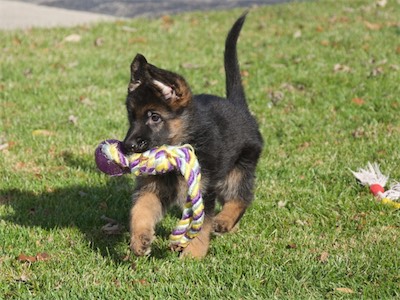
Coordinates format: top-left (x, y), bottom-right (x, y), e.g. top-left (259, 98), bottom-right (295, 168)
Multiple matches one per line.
top-left (102, 223), bottom-right (124, 235)
top-left (286, 243), bottom-right (297, 249)
top-left (364, 21), bottom-right (382, 31)
top-left (79, 96), bottom-right (95, 106)
top-left (352, 98), bottom-right (365, 105)
top-left (128, 36), bottom-right (147, 44)
top-left (94, 37), bottom-right (104, 47)
top-left (375, 0), bottom-right (387, 7)
top-left (68, 115), bottom-right (78, 125)
top-left (101, 215), bottom-right (124, 235)
top-left (318, 251), bottom-right (329, 263)
top-left (16, 274), bottom-right (29, 282)
top-left (161, 15), bottom-right (174, 29)
top-left (121, 26), bottom-right (137, 32)
top-left (17, 254), bottom-right (37, 263)
top-left (132, 279), bottom-right (149, 285)
top-left (352, 127), bottom-right (366, 138)
top-left (293, 30), bottom-right (302, 39)
top-left (277, 200), bottom-right (287, 208)
top-left (64, 34), bottom-right (81, 43)
top-left (390, 64), bottom-right (399, 71)
top-left (320, 40), bottom-right (329, 46)
top-left (36, 252), bottom-right (50, 261)
top-left (333, 64), bottom-right (352, 73)
top-left (0, 142), bottom-right (9, 151)
top-left (335, 287), bottom-right (354, 294)
top-left (369, 67), bottom-right (384, 77)
top-left (268, 90), bottom-right (284, 105)
top-left (32, 129), bottom-right (55, 137)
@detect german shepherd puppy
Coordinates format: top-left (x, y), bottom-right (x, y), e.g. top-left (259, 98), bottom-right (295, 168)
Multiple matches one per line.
top-left (123, 13), bottom-right (263, 258)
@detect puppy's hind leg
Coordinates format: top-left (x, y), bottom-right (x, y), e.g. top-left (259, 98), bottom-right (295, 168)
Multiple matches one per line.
top-left (214, 166), bottom-right (255, 234)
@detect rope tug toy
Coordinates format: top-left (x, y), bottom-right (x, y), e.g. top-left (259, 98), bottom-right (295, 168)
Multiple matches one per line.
top-left (351, 162), bottom-right (400, 209)
top-left (95, 139), bottom-right (205, 249)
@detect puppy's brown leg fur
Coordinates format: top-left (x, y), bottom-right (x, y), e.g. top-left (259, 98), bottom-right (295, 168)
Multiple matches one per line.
top-left (130, 192), bottom-right (163, 256)
top-left (180, 217), bottom-right (212, 259)
top-left (214, 167), bottom-right (251, 233)
top-left (214, 200), bottom-right (247, 233)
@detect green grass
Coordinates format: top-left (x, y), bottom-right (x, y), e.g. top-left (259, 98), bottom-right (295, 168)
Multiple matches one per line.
top-left (1, 0), bottom-right (399, 298)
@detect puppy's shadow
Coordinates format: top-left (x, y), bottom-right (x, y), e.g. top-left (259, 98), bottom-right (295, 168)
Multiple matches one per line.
top-left (2, 153), bottom-right (175, 262)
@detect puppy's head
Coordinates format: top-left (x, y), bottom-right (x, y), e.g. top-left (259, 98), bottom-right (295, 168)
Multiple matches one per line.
top-left (123, 54), bottom-right (192, 154)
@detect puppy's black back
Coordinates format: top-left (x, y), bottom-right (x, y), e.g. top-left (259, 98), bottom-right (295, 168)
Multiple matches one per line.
top-left (188, 13), bottom-right (263, 193)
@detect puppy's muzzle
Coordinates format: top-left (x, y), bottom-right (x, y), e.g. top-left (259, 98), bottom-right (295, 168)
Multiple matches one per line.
top-left (122, 137), bottom-right (149, 154)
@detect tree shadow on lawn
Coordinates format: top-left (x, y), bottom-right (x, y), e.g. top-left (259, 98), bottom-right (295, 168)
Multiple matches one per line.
top-left (1, 155), bottom-right (176, 262)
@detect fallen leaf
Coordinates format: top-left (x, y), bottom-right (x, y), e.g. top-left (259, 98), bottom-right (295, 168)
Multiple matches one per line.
top-left (320, 40), bottom-right (329, 46)
top-left (32, 129), bottom-right (55, 136)
top-left (122, 254), bottom-right (130, 261)
top-left (268, 91), bottom-right (284, 105)
top-left (161, 15), bottom-right (174, 29)
top-left (79, 96), bottom-right (94, 106)
top-left (335, 287), bottom-right (354, 294)
top-left (241, 70), bottom-right (249, 77)
top-left (64, 34), bottom-right (81, 43)
top-left (0, 143), bottom-right (9, 151)
top-left (101, 215), bottom-right (124, 235)
top-left (352, 98), bottom-right (365, 105)
top-left (376, 0), bottom-right (387, 7)
top-left (370, 67), bottom-right (384, 77)
top-left (295, 219), bottom-right (308, 226)
top-left (293, 30), bottom-right (302, 38)
top-left (318, 251), bottom-right (329, 263)
top-left (278, 200), bottom-right (287, 208)
top-left (16, 274), bottom-right (29, 282)
top-left (333, 64), bottom-right (352, 73)
top-left (128, 37), bottom-right (147, 44)
top-left (114, 279), bottom-right (121, 288)
top-left (102, 223), bottom-right (124, 235)
top-left (23, 68), bottom-right (33, 78)
top-left (17, 254), bottom-right (36, 263)
top-left (286, 243), bottom-right (297, 249)
top-left (94, 37), bottom-right (104, 47)
top-left (68, 115), bottom-right (78, 125)
top-left (298, 142), bottom-right (311, 150)
top-left (390, 64), bottom-right (399, 71)
top-left (121, 26), bottom-right (137, 32)
top-left (36, 252), bottom-right (50, 261)
top-left (99, 201), bottom-right (108, 210)
top-left (132, 279), bottom-right (148, 285)
top-left (364, 21), bottom-right (382, 30)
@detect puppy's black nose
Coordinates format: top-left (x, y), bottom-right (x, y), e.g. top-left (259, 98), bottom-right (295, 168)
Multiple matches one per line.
top-left (122, 138), bottom-right (148, 154)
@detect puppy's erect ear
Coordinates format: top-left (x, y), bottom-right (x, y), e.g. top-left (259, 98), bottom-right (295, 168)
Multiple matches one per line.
top-left (129, 54), bottom-right (147, 92)
top-left (150, 76), bottom-right (192, 110)
top-left (152, 80), bottom-right (178, 102)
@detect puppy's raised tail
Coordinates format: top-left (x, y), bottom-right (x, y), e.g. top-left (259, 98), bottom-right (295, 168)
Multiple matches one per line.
top-left (224, 11), bottom-right (248, 108)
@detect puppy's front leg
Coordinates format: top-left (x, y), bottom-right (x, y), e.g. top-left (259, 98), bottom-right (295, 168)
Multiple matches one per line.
top-left (130, 192), bottom-right (163, 256)
top-left (180, 216), bottom-right (212, 259)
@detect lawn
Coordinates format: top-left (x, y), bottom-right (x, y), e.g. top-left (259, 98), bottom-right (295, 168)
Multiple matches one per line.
top-left (1, 0), bottom-right (399, 298)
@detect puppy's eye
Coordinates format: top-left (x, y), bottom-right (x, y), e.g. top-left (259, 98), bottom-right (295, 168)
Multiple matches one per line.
top-left (151, 114), bottom-right (161, 123)
top-left (146, 111), bottom-right (162, 124)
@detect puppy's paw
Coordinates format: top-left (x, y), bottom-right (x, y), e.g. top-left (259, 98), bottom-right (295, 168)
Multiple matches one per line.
top-left (213, 216), bottom-right (231, 233)
top-left (179, 237), bottom-right (209, 259)
top-left (213, 215), bottom-right (239, 234)
top-left (130, 232), bottom-right (154, 256)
